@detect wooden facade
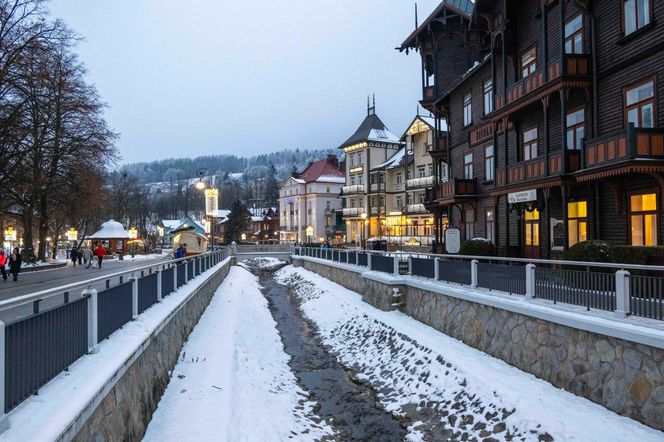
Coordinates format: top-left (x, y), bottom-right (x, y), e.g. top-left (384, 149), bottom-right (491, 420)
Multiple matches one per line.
top-left (402, 0), bottom-right (664, 257)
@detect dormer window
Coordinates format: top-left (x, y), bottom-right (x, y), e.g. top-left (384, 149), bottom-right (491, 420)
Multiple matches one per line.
top-left (520, 46), bottom-right (537, 78)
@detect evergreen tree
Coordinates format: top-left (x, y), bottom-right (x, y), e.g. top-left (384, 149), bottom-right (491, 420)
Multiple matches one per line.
top-left (264, 163), bottom-right (280, 208)
top-left (225, 199), bottom-right (250, 243)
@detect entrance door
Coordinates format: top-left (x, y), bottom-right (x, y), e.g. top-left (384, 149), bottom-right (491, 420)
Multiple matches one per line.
top-left (524, 209), bottom-right (540, 259)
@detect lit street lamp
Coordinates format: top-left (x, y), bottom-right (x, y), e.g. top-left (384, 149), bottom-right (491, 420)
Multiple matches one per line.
top-left (360, 212), bottom-right (367, 249)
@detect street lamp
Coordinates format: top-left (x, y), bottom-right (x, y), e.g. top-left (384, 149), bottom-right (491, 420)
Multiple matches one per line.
top-left (360, 213), bottom-right (367, 250)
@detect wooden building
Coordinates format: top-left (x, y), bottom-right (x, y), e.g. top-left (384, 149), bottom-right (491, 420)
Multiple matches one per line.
top-left (401, 0), bottom-right (664, 258)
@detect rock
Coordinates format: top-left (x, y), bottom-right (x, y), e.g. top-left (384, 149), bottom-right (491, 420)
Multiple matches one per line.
top-left (629, 377), bottom-right (652, 406)
top-left (622, 347), bottom-right (643, 370)
top-left (650, 386), bottom-right (664, 405)
top-left (493, 422), bottom-right (506, 433)
top-left (595, 340), bottom-right (615, 363)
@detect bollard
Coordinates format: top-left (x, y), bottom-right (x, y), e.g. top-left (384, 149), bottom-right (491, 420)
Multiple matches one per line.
top-left (408, 256), bottom-right (413, 275)
top-left (0, 319), bottom-right (8, 432)
top-left (393, 255), bottom-right (399, 275)
top-left (367, 253), bottom-right (372, 269)
top-left (184, 260), bottom-right (189, 282)
top-left (173, 263), bottom-right (178, 290)
top-left (156, 268), bottom-right (163, 302)
top-left (525, 264), bottom-right (536, 299)
top-left (84, 286), bottom-right (99, 354)
top-left (615, 270), bottom-right (630, 318)
top-left (471, 259), bottom-right (478, 288)
top-left (130, 273), bottom-right (139, 319)
top-left (434, 257), bottom-right (440, 280)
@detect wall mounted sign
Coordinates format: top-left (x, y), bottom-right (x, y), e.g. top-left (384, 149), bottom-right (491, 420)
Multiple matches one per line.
top-left (508, 189), bottom-right (537, 204)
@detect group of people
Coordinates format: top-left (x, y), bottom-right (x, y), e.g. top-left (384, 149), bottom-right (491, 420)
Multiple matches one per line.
top-left (70, 242), bottom-right (106, 269)
top-left (0, 248), bottom-right (22, 282)
top-left (174, 243), bottom-right (188, 259)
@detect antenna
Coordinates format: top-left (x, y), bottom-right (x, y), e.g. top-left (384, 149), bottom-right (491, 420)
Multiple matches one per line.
top-left (372, 93), bottom-right (375, 109)
top-left (415, 3), bottom-right (418, 29)
top-left (367, 95), bottom-right (370, 115)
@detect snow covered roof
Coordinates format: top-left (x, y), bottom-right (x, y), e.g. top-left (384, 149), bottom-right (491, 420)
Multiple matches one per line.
top-left (293, 155), bottom-right (343, 184)
top-left (89, 219), bottom-right (131, 239)
top-left (171, 218), bottom-right (205, 235)
top-left (214, 209), bottom-right (231, 219)
top-left (339, 112), bottom-right (401, 149)
top-left (160, 220), bottom-right (181, 230)
top-left (316, 176), bottom-right (345, 184)
top-left (372, 147), bottom-right (411, 171)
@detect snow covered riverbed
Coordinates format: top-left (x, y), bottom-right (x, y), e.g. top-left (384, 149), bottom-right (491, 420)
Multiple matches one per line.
top-left (275, 266), bottom-right (664, 442)
top-left (143, 266), bottom-right (332, 441)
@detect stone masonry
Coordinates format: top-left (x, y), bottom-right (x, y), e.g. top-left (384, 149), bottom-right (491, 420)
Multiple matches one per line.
top-left (298, 257), bottom-right (664, 431)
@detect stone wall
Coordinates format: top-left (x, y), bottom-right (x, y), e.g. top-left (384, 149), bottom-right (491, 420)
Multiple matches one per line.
top-left (298, 257), bottom-right (664, 431)
top-left (69, 261), bottom-right (231, 441)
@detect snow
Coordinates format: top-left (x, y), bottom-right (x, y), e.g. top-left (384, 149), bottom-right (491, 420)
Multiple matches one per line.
top-left (160, 220), bottom-right (181, 230)
top-left (368, 127), bottom-right (400, 143)
top-left (274, 266), bottom-right (664, 442)
top-left (373, 147), bottom-right (406, 170)
top-left (241, 257), bottom-right (286, 271)
top-left (316, 175), bottom-right (345, 183)
top-left (0, 259), bottom-right (230, 442)
top-left (88, 219), bottom-right (131, 239)
top-left (143, 266), bottom-right (332, 441)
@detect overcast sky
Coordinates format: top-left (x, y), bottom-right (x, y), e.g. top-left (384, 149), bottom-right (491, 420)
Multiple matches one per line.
top-left (48, 0), bottom-right (440, 164)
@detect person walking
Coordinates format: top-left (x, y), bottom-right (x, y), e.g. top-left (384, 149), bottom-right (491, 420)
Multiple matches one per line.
top-left (82, 245), bottom-right (93, 268)
top-left (9, 248), bottom-right (22, 282)
top-left (94, 242), bottom-right (106, 269)
top-left (70, 246), bottom-right (79, 267)
top-left (0, 250), bottom-right (7, 281)
top-left (175, 244), bottom-right (184, 259)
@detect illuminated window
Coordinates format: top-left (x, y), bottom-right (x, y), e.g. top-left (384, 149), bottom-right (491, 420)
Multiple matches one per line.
top-left (625, 80), bottom-right (655, 128)
top-left (566, 108), bottom-right (585, 150)
top-left (485, 208), bottom-right (495, 243)
top-left (565, 15), bottom-right (583, 54)
top-left (521, 46), bottom-right (537, 78)
top-left (523, 127), bottom-right (538, 160)
top-left (525, 209), bottom-right (540, 246)
top-left (631, 193), bottom-right (657, 246)
top-left (624, 0), bottom-right (651, 35)
top-left (463, 93), bottom-right (472, 126)
top-left (568, 201), bottom-right (588, 246)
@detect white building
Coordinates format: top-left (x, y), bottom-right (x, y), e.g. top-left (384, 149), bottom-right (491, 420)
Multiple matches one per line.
top-left (279, 155), bottom-right (344, 243)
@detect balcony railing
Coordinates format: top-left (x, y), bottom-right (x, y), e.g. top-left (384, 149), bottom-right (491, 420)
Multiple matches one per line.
top-left (584, 125), bottom-right (664, 169)
top-left (422, 85), bottom-right (436, 101)
top-left (341, 184), bottom-right (364, 195)
top-left (369, 183), bottom-right (386, 192)
top-left (405, 203), bottom-right (428, 214)
top-left (406, 175), bottom-right (434, 188)
top-left (429, 136), bottom-right (448, 155)
top-left (495, 54), bottom-right (591, 111)
top-left (495, 154), bottom-right (563, 187)
top-left (342, 207), bottom-right (365, 217)
top-left (425, 178), bottom-right (477, 203)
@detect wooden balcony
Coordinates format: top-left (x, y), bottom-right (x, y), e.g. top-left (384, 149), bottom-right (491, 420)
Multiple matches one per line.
top-left (583, 126), bottom-right (664, 169)
top-left (429, 135), bottom-right (448, 158)
top-left (495, 154), bottom-right (563, 187)
top-left (494, 54), bottom-right (591, 116)
top-left (425, 178), bottom-right (477, 205)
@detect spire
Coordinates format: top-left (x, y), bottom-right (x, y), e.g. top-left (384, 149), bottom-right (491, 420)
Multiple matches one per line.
top-left (372, 93), bottom-right (375, 109)
top-left (367, 94), bottom-right (375, 116)
top-left (415, 3), bottom-right (418, 29)
top-left (367, 95), bottom-right (370, 115)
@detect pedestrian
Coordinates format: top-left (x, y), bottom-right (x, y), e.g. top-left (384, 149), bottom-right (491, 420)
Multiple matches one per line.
top-left (0, 250), bottom-right (7, 282)
top-left (94, 242), bottom-right (106, 269)
top-left (175, 244), bottom-right (184, 259)
top-left (82, 244), bottom-right (93, 268)
top-left (182, 243), bottom-right (188, 256)
top-left (9, 248), bottom-right (22, 282)
top-left (70, 246), bottom-right (78, 267)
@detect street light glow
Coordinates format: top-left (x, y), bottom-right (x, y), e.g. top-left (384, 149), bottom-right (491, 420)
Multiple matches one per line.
top-left (195, 180), bottom-right (206, 190)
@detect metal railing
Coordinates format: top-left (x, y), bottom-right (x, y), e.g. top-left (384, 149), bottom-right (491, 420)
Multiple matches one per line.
top-left (293, 247), bottom-right (664, 321)
top-left (0, 249), bottom-right (228, 420)
top-left (235, 244), bottom-right (294, 254)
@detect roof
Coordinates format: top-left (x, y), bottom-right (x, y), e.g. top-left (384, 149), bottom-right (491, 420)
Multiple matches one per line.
top-left (294, 156), bottom-right (343, 183)
top-left (371, 147), bottom-right (412, 171)
top-left (160, 220), bottom-right (181, 230)
top-left (171, 218), bottom-right (205, 235)
top-left (89, 219), bottom-right (131, 239)
top-left (400, 0), bottom-right (474, 50)
top-left (339, 111), bottom-right (401, 149)
top-left (400, 114), bottom-right (447, 140)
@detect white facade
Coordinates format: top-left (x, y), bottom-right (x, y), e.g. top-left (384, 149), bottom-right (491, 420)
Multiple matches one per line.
top-left (279, 176), bottom-right (343, 243)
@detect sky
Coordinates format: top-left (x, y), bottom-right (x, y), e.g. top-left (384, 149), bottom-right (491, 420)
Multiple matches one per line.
top-left (48, 0), bottom-right (440, 164)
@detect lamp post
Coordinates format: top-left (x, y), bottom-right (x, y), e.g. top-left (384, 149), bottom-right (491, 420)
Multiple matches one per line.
top-left (360, 212), bottom-right (367, 250)
top-left (195, 167), bottom-right (219, 250)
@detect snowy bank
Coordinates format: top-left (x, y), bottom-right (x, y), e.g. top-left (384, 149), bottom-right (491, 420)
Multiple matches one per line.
top-left (275, 266), bottom-right (664, 442)
top-left (241, 256), bottom-right (286, 271)
top-left (143, 266), bottom-right (332, 441)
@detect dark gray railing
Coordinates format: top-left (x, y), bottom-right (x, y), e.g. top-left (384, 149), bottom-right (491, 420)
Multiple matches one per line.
top-left (294, 247), bottom-right (664, 322)
top-left (0, 249), bottom-right (228, 420)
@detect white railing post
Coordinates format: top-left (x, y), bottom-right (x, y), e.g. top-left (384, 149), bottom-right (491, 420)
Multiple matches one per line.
top-left (355, 251), bottom-right (359, 266)
top-left (408, 256), bottom-right (413, 275)
top-left (345, 250), bottom-right (349, 264)
top-left (130, 273), bottom-right (139, 319)
top-left (84, 286), bottom-right (98, 354)
top-left (0, 319), bottom-right (7, 432)
top-left (173, 263), bottom-right (178, 290)
top-left (367, 253), bottom-right (372, 269)
top-left (156, 268), bottom-right (163, 302)
top-left (471, 259), bottom-right (478, 288)
top-left (615, 269), bottom-right (630, 318)
top-left (184, 260), bottom-right (189, 282)
top-left (434, 258), bottom-right (440, 280)
top-left (393, 254), bottom-right (400, 275)
top-left (525, 263), bottom-right (536, 299)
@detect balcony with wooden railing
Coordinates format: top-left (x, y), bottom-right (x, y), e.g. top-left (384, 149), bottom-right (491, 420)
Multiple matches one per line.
top-left (494, 154), bottom-right (563, 187)
top-left (583, 125), bottom-right (664, 170)
top-left (424, 178), bottom-right (477, 205)
top-left (494, 54), bottom-right (591, 115)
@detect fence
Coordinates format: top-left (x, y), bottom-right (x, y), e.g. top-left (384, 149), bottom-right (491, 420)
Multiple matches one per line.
top-left (294, 247), bottom-right (664, 322)
top-left (0, 249), bottom-right (227, 419)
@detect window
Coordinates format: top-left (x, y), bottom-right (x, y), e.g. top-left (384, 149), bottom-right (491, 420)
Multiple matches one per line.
top-left (624, 0), bottom-right (651, 35)
top-left (485, 208), bottom-right (495, 243)
top-left (625, 80), bottom-right (655, 128)
top-left (521, 46), bottom-right (537, 78)
top-left (568, 201), bottom-right (588, 246)
top-left (419, 193), bottom-right (425, 203)
top-left (631, 193), bottom-right (658, 246)
top-left (358, 174), bottom-right (363, 185)
top-left (565, 15), bottom-right (583, 54)
top-left (483, 79), bottom-right (494, 114)
top-left (428, 164), bottom-right (433, 176)
top-left (350, 176), bottom-right (356, 185)
top-left (525, 209), bottom-right (540, 246)
top-left (358, 152), bottom-right (363, 164)
top-left (396, 195), bottom-right (402, 209)
top-left (464, 209), bottom-right (475, 240)
top-left (463, 93), bottom-right (472, 126)
top-left (396, 172), bottom-right (402, 184)
top-left (523, 127), bottom-right (538, 160)
top-left (326, 201), bottom-right (331, 210)
top-left (417, 166), bottom-right (426, 178)
top-left (464, 153), bottom-right (474, 179)
top-left (566, 108), bottom-right (585, 150)
top-left (484, 145), bottom-right (495, 182)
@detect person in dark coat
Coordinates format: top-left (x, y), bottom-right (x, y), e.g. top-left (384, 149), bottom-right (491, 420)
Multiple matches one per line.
top-left (71, 246), bottom-right (79, 267)
top-left (9, 248), bottom-right (22, 282)
top-left (0, 250), bottom-right (7, 281)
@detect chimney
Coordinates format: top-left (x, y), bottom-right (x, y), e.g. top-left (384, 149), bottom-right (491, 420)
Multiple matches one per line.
top-left (327, 154), bottom-right (339, 167)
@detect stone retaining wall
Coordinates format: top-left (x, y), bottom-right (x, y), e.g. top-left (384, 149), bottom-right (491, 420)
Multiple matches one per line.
top-left (69, 260), bottom-right (231, 441)
top-left (297, 257), bottom-right (664, 431)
